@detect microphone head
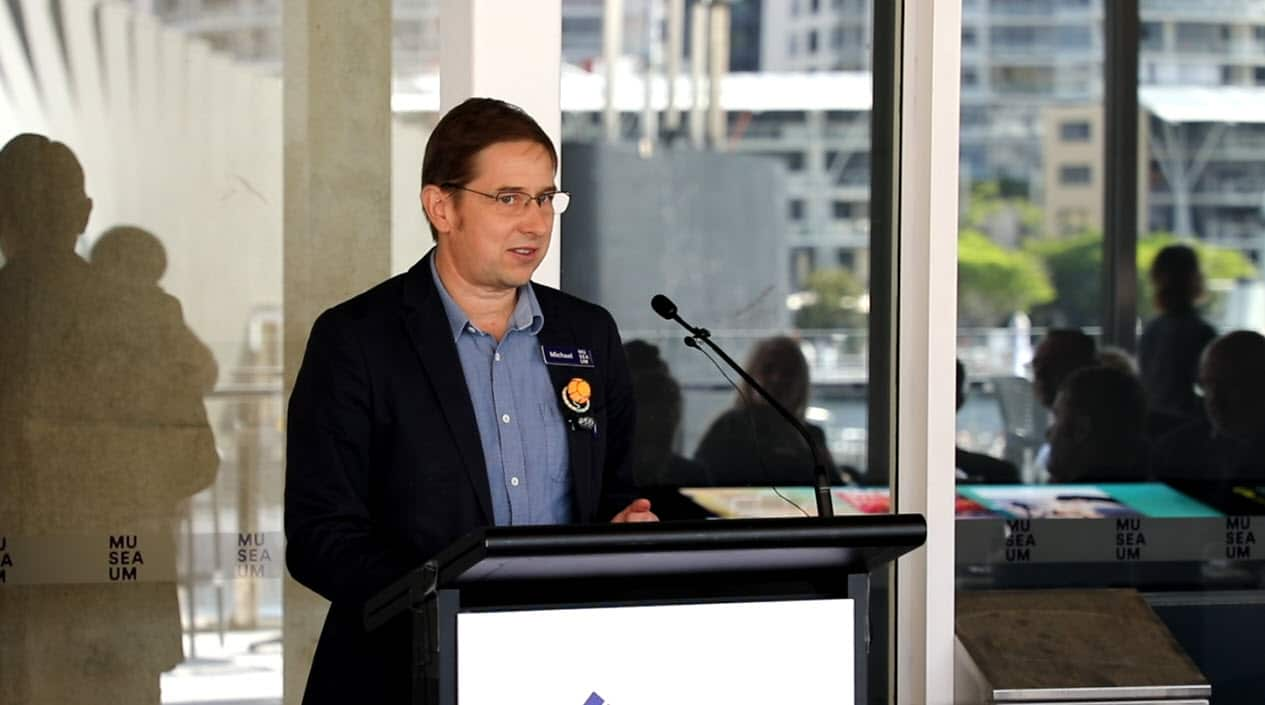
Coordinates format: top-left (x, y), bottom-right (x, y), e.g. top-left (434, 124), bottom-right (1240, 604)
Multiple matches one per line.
top-left (650, 294), bottom-right (677, 320)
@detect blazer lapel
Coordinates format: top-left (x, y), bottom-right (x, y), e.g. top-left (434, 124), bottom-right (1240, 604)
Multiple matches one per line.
top-left (535, 288), bottom-right (597, 522)
top-left (400, 254), bottom-right (494, 524)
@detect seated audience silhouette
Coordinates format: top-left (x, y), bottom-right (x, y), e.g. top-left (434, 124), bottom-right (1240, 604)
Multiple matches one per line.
top-left (1153, 331), bottom-right (1265, 485)
top-left (1029, 329), bottom-right (1097, 475)
top-left (1047, 365), bottom-right (1149, 483)
top-left (1031, 329), bottom-right (1097, 411)
top-left (694, 336), bottom-right (839, 486)
top-left (624, 340), bottom-right (710, 488)
top-left (1138, 244), bottom-right (1216, 422)
top-left (955, 360), bottom-right (1020, 484)
top-left (1096, 346), bottom-right (1138, 376)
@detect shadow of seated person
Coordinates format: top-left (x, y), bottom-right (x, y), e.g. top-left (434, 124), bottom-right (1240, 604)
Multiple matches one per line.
top-left (624, 340), bottom-right (710, 488)
top-left (1098, 346), bottom-right (1189, 443)
top-left (1048, 365), bottom-right (1150, 483)
top-left (90, 225), bottom-right (220, 401)
top-left (693, 336), bottom-right (839, 486)
top-left (0, 133), bottom-right (218, 705)
top-left (623, 340), bottom-right (711, 519)
top-left (1153, 331), bottom-right (1265, 487)
top-left (955, 360), bottom-right (1020, 484)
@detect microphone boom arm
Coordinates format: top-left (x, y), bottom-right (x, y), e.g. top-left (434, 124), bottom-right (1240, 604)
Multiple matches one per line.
top-left (652, 295), bottom-right (835, 518)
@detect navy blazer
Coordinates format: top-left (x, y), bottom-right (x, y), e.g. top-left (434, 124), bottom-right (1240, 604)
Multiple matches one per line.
top-left (285, 252), bottom-right (636, 704)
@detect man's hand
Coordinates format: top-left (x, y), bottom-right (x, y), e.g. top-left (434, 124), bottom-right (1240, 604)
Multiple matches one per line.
top-left (611, 498), bottom-right (659, 523)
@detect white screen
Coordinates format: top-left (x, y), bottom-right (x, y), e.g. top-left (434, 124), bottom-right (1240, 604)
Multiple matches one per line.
top-left (457, 598), bottom-right (854, 705)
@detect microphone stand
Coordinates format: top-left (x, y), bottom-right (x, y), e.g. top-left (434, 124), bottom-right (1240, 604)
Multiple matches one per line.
top-left (655, 297), bottom-right (835, 518)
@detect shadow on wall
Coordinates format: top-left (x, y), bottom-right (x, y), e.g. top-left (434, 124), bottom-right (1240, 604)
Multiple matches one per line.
top-left (0, 133), bottom-right (219, 704)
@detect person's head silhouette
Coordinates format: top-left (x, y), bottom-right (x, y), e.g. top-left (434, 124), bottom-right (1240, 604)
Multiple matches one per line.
top-left (1031, 329), bottom-right (1096, 409)
top-left (1150, 243), bottom-right (1204, 314)
top-left (0, 133), bottom-right (92, 262)
top-left (1048, 365), bottom-right (1147, 482)
top-left (625, 340), bottom-right (681, 446)
top-left (624, 340), bottom-right (684, 483)
top-left (1199, 330), bottom-right (1265, 440)
top-left (740, 336), bottom-right (811, 418)
top-left (91, 226), bottom-right (168, 285)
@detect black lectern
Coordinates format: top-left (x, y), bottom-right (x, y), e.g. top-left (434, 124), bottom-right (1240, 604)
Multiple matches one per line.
top-left (365, 514), bottom-right (926, 705)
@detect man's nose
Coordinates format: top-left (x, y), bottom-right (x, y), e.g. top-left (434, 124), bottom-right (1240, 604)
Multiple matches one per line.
top-left (521, 200), bottom-right (553, 234)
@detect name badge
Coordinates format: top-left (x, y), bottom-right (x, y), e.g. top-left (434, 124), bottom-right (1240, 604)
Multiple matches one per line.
top-left (541, 346), bottom-right (595, 368)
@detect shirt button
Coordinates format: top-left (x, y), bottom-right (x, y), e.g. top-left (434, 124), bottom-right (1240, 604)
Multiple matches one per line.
top-left (495, 352), bottom-right (502, 361)
top-left (501, 414), bottom-right (511, 424)
top-left (510, 477), bottom-right (520, 487)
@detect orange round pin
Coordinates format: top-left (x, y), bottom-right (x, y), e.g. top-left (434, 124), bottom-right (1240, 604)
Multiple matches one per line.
top-left (562, 377), bottom-right (592, 413)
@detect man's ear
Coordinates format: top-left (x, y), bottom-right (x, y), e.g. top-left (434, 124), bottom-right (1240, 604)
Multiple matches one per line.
top-left (421, 184), bottom-right (453, 235)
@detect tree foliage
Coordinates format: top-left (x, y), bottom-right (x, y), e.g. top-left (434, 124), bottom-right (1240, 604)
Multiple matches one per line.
top-left (960, 180), bottom-right (1044, 242)
top-left (793, 267), bottom-right (868, 330)
top-left (958, 229), bottom-right (1055, 326)
top-left (1024, 232), bottom-right (1103, 327)
top-left (1024, 231), bottom-right (1257, 326)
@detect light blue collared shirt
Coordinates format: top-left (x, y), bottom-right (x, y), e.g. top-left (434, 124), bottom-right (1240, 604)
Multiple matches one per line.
top-left (429, 256), bottom-right (573, 525)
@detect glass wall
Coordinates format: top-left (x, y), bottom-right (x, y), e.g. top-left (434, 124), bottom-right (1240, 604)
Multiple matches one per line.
top-left (956, 2), bottom-right (1265, 703)
top-left (0, 2), bottom-right (428, 703)
top-left (1, 1), bottom-right (897, 702)
top-left (0, 0), bottom-right (285, 702)
top-left (550, 1), bottom-right (886, 699)
top-left (956, 0), bottom-right (1104, 483)
top-left (553, 0), bottom-right (879, 516)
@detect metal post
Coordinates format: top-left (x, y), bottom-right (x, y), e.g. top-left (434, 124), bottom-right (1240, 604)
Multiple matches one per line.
top-left (1103, 0), bottom-right (1140, 350)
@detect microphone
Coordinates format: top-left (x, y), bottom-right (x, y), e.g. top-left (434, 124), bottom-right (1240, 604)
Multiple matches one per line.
top-left (650, 294), bottom-right (676, 320)
top-left (651, 294), bottom-right (835, 519)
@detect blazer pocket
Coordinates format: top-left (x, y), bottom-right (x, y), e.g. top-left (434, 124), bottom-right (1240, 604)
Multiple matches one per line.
top-left (538, 401), bottom-right (570, 482)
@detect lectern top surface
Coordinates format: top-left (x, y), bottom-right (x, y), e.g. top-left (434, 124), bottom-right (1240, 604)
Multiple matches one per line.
top-left (432, 514), bottom-right (926, 586)
top-left (364, 514), bottom-right (922, 630)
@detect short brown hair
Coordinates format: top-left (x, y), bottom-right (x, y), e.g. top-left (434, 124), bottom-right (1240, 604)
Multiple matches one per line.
top-left (421, 98), bottom-right (557, 240)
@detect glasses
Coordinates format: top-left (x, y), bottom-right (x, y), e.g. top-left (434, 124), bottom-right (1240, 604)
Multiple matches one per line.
top-left (442, 183), bottom-right (571, 215)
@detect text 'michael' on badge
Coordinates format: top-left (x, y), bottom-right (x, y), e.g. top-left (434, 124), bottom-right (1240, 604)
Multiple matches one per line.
top-left (541, 345), bottom-right (595, 368)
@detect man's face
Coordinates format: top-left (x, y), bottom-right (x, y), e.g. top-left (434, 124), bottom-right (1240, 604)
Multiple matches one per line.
top-left (433, 140), bottom-right (557, 294)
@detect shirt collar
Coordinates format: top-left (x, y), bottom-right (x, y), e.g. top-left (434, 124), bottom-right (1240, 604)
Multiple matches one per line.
top-left (429, 252), bottom-right (545, 341)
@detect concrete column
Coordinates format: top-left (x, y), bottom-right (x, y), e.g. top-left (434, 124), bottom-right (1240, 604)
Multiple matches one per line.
top-left (689, 0), bottom-right (708, 149)
top-left (664, 0), bottom-right (685, 132)
top-left (602, 0), bottom-right (624, 145)
top-left (281, 1), bottom-right (392, 703)
top-left (439, 0), bottom-right (562, 286)
top-left (706, 0), bottom-right (729, 150)
top-left (805, 109), bottom-right (827, 251)
top-left (641, 0), bottom-right (663, 150)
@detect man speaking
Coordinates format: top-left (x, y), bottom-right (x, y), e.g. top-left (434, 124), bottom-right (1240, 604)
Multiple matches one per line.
top-left (285, 98), bottom-right (656, 704)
